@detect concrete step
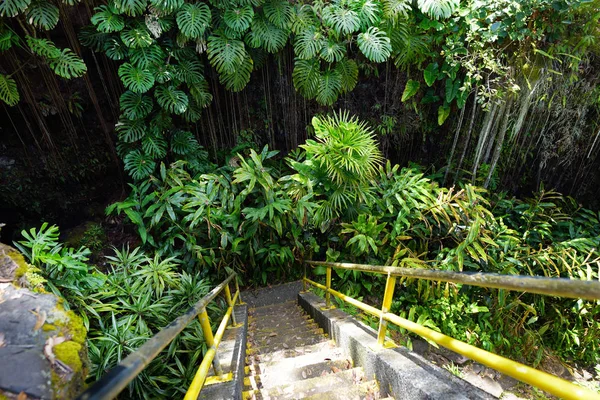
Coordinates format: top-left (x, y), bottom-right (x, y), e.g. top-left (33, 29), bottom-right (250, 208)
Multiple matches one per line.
top-left (246, 347), bottom-right (348, 377)
top-left (249, 314), bottom-right (313, 332)
top-left (246, 340), bottom-right (338, 363)
top-left (245, 357), bottom-right (353, 389)
top-left (247, 323), bottom-right (324, 347)
top-left (301, 380), bottom-right (381, 400)
top-left (248, 301), bottom-right (304, 317)
top-left (243, 367), bottom-right (366, 400)
top-left (248, 335), bottom-right (328, 354)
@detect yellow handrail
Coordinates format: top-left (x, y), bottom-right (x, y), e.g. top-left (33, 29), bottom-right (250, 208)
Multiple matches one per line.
top-left (304, 261), bottom-right (600, 400)
top-left (185, 290), bottom-right (240, 400)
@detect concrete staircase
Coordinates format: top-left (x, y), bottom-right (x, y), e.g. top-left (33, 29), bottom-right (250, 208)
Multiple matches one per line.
top-left (242, 301), bottom-right (391, 400)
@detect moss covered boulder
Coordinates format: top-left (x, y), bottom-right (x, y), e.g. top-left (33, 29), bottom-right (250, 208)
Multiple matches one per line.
top-left (0, 245), bottom-right (88, 399)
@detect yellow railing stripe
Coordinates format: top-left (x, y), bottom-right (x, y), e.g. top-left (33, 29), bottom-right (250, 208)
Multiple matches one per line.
top-left (304, 274), bottom-right (600, 400)
top-left (185, 290), bottom-right (240, 400)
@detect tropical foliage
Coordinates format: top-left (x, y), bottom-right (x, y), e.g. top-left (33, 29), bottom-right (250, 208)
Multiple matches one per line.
top-left (0, 0), bottom-right (86, 106)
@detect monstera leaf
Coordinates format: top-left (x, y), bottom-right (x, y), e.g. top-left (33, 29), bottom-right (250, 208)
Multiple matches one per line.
top-left (154, 84), bottom-right (189, 114)
top-left (263, 0), bottom-right (293, 29)
top-left (120, 90), bottom-right (153, 120)
top-left (129, 45), bottom-right (165, 68)
top-left (293, 26), bottom-right (322, 59)
top-left (124, 149), bottom-right (156, 180)
top-left (247, 16), bottom-right (288, 54)
top-left (176, 3), bottom-right (210, 38)
top-left (0, 74), bottom-right (19, 106)
top-left (357, 27), bottom-right (391, 63)
top-left (116, 118), bottom-right (147, 142)
top-left (316, 69), bottom-right (342, 106)
top-left (113, 0), bottom-right (147, 17)
top-left (48, 48), bottom-right (87, 78)
top-left (335, 58), bottom-right (358, 93)
top-left (417, 0), bottom-right (459, 19)
top-left (206, 35), bottom-right (246, 74)
top-left (120, 26), bottom-right (153, 48)
top-left (223, 6), bottom-right (254, 32)
top-left (91, 5), bottom-right (125, 33)
top-left (292, 58), bottom-right (320, 99)
top-left (26, 0), bottom-right (59, 30)
top-left (322, 5), bottom-right (360, 35)
top-left (118, 63), bottom-right (155, 93)
top-left (0, 0), bottom-right (31, 17)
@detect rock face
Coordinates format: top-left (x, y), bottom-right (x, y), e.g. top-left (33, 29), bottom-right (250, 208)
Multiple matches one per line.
top-left (0, 244), bottom-right (88, 399)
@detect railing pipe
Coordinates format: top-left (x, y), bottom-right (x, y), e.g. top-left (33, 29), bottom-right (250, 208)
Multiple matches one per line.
top-left (325, 266), bottom-right (332, 307)
top-left (303, 260), bottom-right (600, 400)
top-left (377, 273), bottom-right (396, 348)
top-left (307, 261), bottom-right (600, 300)
top-left (77, 273), bottom-right (236, 400)
top-left (185, 290), bottom-right (239, 400)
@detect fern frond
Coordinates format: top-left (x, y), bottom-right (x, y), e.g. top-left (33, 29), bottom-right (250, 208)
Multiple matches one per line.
top-left (120, 90), bottom-right (153, 120)
top-left (124, 149), bottom-right (156, 180)
top-left (357, 27), bottom-right (391, 63)
top-left (263, 0), bottom-right (293, 29)
top-left (316, 69), bottom-right (341, 106)
top-left (292, 58), bottom-right (319, 99)
top-left (118, 62), bottom-right (155, 93)
top-left (121, 26), bottom-right (154, 48)
top-left (207, 34), bottom-right (246, 74)
top-left (154, 84), bottom-right (189, 114)
top-left (114, 0), bottom-right (147, 17)
top-left (177, 3), bottom-right (211, 38)
top-left (416, 0), bottom-right (459, 19)
top-left (0, 0), bottom-right (31, 17)
top-left (91, 5), bottom-right (125, 33)
top-left (0, 73), bottom-right (19, 106)
top-left (223, 6), bottom-right (254, 32)
top-left (26, 0), bottom-right (59, 30)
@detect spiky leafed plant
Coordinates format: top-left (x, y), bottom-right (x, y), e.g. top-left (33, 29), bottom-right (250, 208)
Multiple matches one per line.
top-left (288, 111), bottom-right (383, 228)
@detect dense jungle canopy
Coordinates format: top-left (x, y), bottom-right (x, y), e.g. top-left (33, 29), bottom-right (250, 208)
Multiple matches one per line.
top-left (1, 0), bottom-right (600, 398)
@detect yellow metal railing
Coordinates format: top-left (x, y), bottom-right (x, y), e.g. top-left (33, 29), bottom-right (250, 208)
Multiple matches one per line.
top-left (185, 276), bottom-right (243, 400)
top-left (304, 261), bottom-right (600, 400)
top-left (78, 273), bottom-right (243, 400)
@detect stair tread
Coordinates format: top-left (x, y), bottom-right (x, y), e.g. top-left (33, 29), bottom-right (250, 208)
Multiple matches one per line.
top-left (247, 340), bottom-right (338, 364)
top-left (248, 323), bottom-right (323, 344)
top-left (301, 380), bottom-right (381, 400)
top-left (246, 357), bottom-right (353, 389)
top-left (246, 367), bottom-right (367, 400)
top-left (249, 315), bottom-right (314, 332)
top-left (249, 332), bottom-right (327, 354)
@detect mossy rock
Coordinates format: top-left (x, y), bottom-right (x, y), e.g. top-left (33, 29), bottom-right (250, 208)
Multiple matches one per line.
top-left (0, 282), bottom-right (89, 399)
top-left (0, 243), bottom-right (29, 282)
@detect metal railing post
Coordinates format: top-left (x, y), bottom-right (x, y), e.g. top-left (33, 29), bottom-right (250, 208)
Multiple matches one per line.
top-left (325, 266), bottom-right (332, 308)
top-left (223, 283), bottom-right (237, 326)
top-left (377, 272), bottom-right (396, 348)
top-left (303, 263), bottom-right (307, 292)
top-left (198, 307), bottom-right (223, 375)
top-left (234, 277), bottom-right (243, 304)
